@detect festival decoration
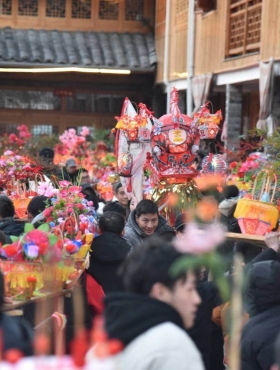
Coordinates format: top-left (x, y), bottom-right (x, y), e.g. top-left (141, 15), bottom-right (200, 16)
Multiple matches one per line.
top-left (234, 171), bottom-right (279, 235)
top-left (201, 153), bottom-right (227, 175)
top-left (146, 88), bottom-right (200, 185)
top-left (114, 97), bottom-right (153, 199)
top-left (194, 103), bottom-right (222, 140)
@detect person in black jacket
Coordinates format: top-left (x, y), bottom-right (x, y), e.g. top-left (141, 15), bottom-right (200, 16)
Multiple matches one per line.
top-left (0, 271), bottom-right (33, 356)
top-left (58, 158), bottom-right (81, 184)
top-left (241, 232), bottom-right (280, 370)
top-left (0, 195), bottom-right (25, 242)
top-left (86, 211), bottom-right (131, 293)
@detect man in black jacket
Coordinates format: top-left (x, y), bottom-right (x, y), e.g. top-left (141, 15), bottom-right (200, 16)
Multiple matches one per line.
top-left (0, 195), bottom-right (25, 242)
top-left (241, 232), bottom-right (280, 370)
top-left (87, 211), bottom-right (131, 293)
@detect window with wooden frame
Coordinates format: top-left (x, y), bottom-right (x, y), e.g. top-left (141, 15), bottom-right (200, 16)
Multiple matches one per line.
top-left (175, 0), bottom-right (188, 25)
top-left (18, 0), bottom-right (38, 16)
top-left (0, 0), bottom-right (12, 15)
top-left (99, 0), bottom-right (119, 20)
top-left (72, 0), bottom-right (91, 19)
top-left (125, 0), bottom-right (144, 21)
top-left (226, 0), bottom-right (262, 58)
top-left (46, 0), bottom-right (66, 18)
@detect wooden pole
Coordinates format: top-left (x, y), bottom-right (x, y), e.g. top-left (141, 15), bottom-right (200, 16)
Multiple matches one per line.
top-left (229, 253), bottom-right (244, 370)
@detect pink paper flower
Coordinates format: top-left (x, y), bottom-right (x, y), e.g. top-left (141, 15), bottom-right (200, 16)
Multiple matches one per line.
top-left (80, 126), bottom-right (90, 137)
top-left (174, 222), bottom-right (225, 255)
top-left (59, 180), bottom-right (71, 187)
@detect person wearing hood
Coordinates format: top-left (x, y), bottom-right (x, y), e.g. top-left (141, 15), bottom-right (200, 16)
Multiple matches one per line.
top-left (87, 236), bottom-right (204, 370)
top-left (87, 211), bottom-right (130, 293)
top-left (241, 232), bottom-right (280, 370)
top-left (124, 199), bottom-right (174, 248)
top-left (0, 195), bottom-right (25, 242)
top-left (218, 185), bottom-right (239, 217)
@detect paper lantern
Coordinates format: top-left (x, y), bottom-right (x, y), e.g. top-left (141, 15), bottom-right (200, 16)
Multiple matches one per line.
top-left (234, 198), bottom-right (279, 235)
top-left (198, 123), bottom-right (219, 139)
top-left (201, 154), bottom-right (227, 175)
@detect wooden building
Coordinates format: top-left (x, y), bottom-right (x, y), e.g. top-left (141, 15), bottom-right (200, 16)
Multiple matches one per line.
top-left (0, 0), bottom-right (156, 135)
top-left (155, 0), bottom-right (280, 149)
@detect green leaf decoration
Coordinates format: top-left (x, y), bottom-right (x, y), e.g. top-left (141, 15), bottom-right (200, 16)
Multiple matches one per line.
top-left (24, 223), bottom-right (34, 233)
top-left (38, 223), bottom-right (50, 233)
top-left (10, 236), bottom-right (19, 243)
top-left (49, 234), bottom-right (58, 246)
top-left (170, 252), bottom-right (230, 302)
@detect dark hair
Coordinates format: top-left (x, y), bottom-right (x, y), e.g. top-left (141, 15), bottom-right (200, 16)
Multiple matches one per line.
top-left (119, 236), bottom-right (187, 295)
top-left (27, 196), bottom-right (49, 217)
top-left (223, 185), bottom-right (239, 200)
top-left (113, 182), bottom-right (123, 194)
top-left (39, 147), bottom-right (54, 160)
top-left (135, 199), bottom-right (159, 218)
top-left (99, 211), bottom-right (125, 235)
top-left (0, 195), bottom-right (15, 218)
top-left (103, 202), bottom-right (126, 217)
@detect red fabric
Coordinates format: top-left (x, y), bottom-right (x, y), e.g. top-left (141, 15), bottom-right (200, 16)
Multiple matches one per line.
top-left (86, 273), bottom-right (105, 315)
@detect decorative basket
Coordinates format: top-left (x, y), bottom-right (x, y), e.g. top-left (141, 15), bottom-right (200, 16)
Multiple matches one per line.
top-left (234, 172), bottom-right (279, 235)
top-left (0, 260), bottom-right (43, 301)
top-left (43, 257), bottom-right (75, 292)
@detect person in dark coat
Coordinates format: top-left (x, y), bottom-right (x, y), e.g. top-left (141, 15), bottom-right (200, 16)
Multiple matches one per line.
top-left (124, 199), bottom-right (174, 248)
top-left (0, 195), bottom-right (25, 242)
top-left (241, 232), bottom-right (280, 370)
top-left (58, 158), bottom-right (81, 184)
top-left (188, 280), bottom-right (223, 370)
top-left (0, 271), bottom-right (33, 355)
top-left (87, 211), bottom-right (131, 293)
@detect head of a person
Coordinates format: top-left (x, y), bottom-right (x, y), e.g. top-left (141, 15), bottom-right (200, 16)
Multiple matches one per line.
top-left (223, 185), bottom-right (239, 200)
top-left (80, 170), bottom-right (90, 185)
top-left (128, 198), bottom-right (138, 213)
top-left (113, 182), bottom-right (128, 207)
top-left (119, 237), bottom-right (201, 328)
top-left (65, 158), bottom-right (78, 174)
top-left (99, 211), bottom-right (125, 236)
top-left (0, 195), bottom-right (15, 219)
top-left (103, 201), bottom-right (126, 219)
top-left (27, 196), bottom-right (49, 222)
top-left (39, 147), bottom-right (54, 164)
top-left (272, 332), bottom-right (280, 370)
top-left (135, 200), bottom-right (159, 236)
top-left (246, 261), bottom-right (280, 317)
top-left (174, 213), bottom-right (188, 237)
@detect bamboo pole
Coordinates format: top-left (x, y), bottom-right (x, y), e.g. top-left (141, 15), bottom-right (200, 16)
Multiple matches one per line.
top-left (229, 253), bottom-right (244, 370)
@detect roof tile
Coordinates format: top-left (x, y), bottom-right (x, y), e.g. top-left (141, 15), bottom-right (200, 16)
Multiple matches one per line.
top-left (0, 27), bottom-right (156, 71)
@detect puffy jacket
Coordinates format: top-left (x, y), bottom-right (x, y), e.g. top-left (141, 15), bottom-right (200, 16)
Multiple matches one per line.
top-left (241, 258), bottom-right (280, 370)
top-left (0, 218), bottom-right (25, 243)
top-left (87, 232), bottom-right (130, 293)
top-left (87, 293), bottom-right (205, 370)
top-left (124, 210), bottom-right (174, 248)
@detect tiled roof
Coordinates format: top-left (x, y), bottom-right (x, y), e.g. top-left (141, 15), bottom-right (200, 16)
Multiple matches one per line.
top-left (0, 27), bottom-right (156, 71)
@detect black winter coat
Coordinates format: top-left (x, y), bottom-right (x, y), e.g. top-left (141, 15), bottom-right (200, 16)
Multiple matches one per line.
top-left (87, 232), bottom-right (131, 293)
top-left (0, 218), bottom-right (25, 243)
top-left (241, 253), bottom-right (280, 370)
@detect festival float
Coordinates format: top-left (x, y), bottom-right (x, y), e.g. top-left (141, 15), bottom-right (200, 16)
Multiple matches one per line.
top-left (113, 88), bottom-right (225, 222)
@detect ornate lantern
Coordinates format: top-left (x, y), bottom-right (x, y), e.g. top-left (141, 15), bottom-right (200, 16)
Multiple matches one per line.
top-left (194, 104), bottom-right (222, 140)
top-left (201, 154), bottom-right (227, 175)
top-left (147, 88), bottom-right (200, 185)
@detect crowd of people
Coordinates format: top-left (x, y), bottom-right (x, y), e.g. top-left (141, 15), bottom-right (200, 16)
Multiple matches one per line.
top-left (0, 151), bottom-right (279, 370)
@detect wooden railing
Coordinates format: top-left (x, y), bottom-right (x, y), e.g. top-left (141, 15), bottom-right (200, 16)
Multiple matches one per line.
top-left (226, 0), bottom-right (262, 58)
